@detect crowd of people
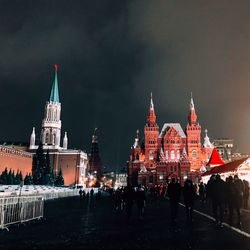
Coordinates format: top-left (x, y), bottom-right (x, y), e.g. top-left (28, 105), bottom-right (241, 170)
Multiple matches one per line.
top-left (206, 174), bottom-right (249, 227)
top-left (78, 175), bottom-right (249, 228)
top-left (164, 175), bottom-right (249, 228)
top-left (112, 185), bottom-right (146, 220)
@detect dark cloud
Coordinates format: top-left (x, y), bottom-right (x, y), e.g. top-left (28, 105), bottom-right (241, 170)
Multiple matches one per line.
top-left (0, 1), bottom-right (249, 171)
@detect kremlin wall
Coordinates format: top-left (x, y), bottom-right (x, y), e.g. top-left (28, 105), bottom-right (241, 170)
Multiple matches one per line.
top-left (0, 145), bottom-right (32, 176)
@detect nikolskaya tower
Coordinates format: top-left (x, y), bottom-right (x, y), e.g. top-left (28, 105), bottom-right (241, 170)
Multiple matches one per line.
top-left (30, 64), bottom-right (68, 150)
top-left (29, 64), bottom-right (87, 186)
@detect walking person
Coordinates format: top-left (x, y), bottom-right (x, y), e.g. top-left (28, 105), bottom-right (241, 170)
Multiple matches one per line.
top-left (167, 178), bottom-right (181, 225)
top-left (136, 185), bottom-right (146, 220)
top-left (183, 179), bottom-right (196, 224)
top-left (198, 182), bottom-right (205, 203)
top-left (90, 188), bottom-right (94, 199)
top-left (123, 185), bottom-right (135, 221)
top-left (243, 180), bottom-right (249, 209)
top-left (227, 176), bottom-right (236, 225)
top-left (233, 175), bottom-right (244, 228)
top-left (113, 188), bottom-right (122, 211)
top-left (211, 174), bottom-right (225, 227)
top-left (79, 189), bottom-right (83, 200)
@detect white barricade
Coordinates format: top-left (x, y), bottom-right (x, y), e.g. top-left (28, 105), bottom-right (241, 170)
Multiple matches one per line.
top-left (0, 195), bottom-right (44, 230)
top-left (0, 186), bottom-right (80, 200)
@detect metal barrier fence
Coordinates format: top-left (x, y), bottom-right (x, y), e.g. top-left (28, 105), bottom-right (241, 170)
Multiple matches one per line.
top-left (0, 196), bottom-right (44, 230)
top-left (0, 187), bottom-right (100, 230)
top-left (42, 189), bottom-right (79, 200)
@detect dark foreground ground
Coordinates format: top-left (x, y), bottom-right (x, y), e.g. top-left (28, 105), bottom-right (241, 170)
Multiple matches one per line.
top-left (1, 193), bottom-right (250, 250)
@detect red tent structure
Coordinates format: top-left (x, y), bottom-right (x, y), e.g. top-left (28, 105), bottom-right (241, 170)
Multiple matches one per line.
top-left (206, 148), bottom-right (224, 168)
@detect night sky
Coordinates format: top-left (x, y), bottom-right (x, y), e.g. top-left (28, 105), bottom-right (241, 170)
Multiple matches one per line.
top-left (0, 1), bottom-right (250, 171)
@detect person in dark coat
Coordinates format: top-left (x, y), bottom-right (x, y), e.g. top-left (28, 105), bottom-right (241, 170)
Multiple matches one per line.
top-left (90, 188), bottom-right (94, 199)
top-left (198, 182), bottom-right (205, 203)
top-left (167, 178), bottom-right (181, 225)
top-left (206, 175), bottom-right (216, 206)
top-left (243, 180), bottom-right (249, 209)
top-left (183, 179), bottom-right (196, 224)
top-left (226, 176), bottom-right (235, 224)
top-left (113, 188), bottom-right (122, 210)
top-left (233, 175), bottom-right (244, 227)
top-left (79, 189), bottom-right (83, 200)
top-left (123, 185), bottom-right (135, 220)
top-left (135, 185), bottom-right (146, 219)
top-left (211, 174), bottom-right (225, 227)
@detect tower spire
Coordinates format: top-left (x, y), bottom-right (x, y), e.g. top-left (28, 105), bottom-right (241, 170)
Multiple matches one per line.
top-left (188, 93), bottom-right (197, 125)
top-left (133, 129), bottom-right (140, 148)
top-left (92, 128), bottom-right (98, 143)
top-left (147, 92), bottom-right (156, 125)
top-left (49, 64), bottom-right (60, 102)
top-left (63, 131), bottom-right (68, 149)
top-left (29, 127), bottom-right (36, 149)
top-left (190, 92), bottom-right (194, 110)
top-left (41, 64), bottom-right (62, 148)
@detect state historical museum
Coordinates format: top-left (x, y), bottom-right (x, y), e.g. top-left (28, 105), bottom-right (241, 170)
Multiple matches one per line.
top-left (127, 94), bottom-right (214, 187)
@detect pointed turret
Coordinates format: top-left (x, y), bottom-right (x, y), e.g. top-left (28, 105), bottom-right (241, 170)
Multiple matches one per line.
top-left (182, 147), bottom-right (187, 157)
top-left (133, 129), bottom-right (140, 148)
top-left (49, 64), bottom-right (60, 103)
top-left (63, 132), bottom-right (68, 149)
top-left (203, 129), bottom-right (213, 148)
top-left (92, 128), bottom-right (98, 143)
top-left (188, 92), bottom-right (197, 125)
top-left (30, 127), bottom-right (36, 149)
top-left (147, 92), bottom-right (157, 126)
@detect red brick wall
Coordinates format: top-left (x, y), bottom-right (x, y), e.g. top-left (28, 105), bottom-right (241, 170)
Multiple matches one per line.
top-left (0, 147), bottom-right (32, 175)
top-left (49, 153), bottom-right (79, 186)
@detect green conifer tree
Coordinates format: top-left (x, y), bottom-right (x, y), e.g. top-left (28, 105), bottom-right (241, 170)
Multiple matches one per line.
top-left (55, 168), bottom-right (64, 186)
top-left (0, 168), bottom-right (8, 184)
top-left (44, 149), bottom-right (52, 185)
top-left (32, 142), bottom-right (46, 184)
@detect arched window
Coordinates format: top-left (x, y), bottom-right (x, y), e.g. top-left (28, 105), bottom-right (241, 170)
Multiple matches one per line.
top-left (171, 150), bottom-right (175, 160)
top-left (45, 132), bottom-right (49, 144)
top-left (177, 150), bottom-right (180, 160)
top-left (165, 150), bottom-right (168, 160)
top-left (192, 150), bottom-right (197, 160)
top-left (183, 171), bottom-right (188, 180)
top-left (149, 151), bottom-right (154, 160)
top-left (52, 133), bottom-right (56, 145)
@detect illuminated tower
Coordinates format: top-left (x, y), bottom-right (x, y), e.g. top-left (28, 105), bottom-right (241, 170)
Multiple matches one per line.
top-left (40, 64), bottom-right (62, 148)
top-left (88, 128), bottom-right (103, 178)
top-left (186, 94), bottom-right (201, 170)
top-left (144, 93), bottom-right (159, 166)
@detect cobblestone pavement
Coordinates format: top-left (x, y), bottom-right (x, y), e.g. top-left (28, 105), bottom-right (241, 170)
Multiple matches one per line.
top-left (1, 193), bottom-right (250, 250)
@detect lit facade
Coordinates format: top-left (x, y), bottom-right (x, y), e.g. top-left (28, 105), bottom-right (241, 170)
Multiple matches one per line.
top-left (127, 94), bottom-right (213, 187)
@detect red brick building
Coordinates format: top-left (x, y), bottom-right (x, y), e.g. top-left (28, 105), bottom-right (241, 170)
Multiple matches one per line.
top-left (127, 94), bottom-right (213, 187)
